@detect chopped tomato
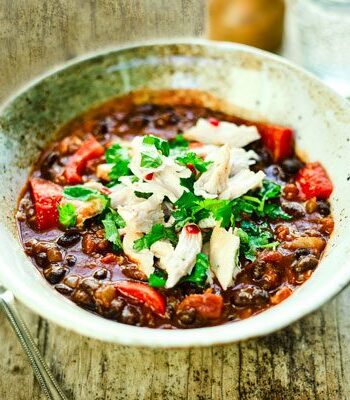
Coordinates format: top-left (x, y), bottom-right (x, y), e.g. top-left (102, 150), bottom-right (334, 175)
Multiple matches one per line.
top-left (30, 178), bottom-right (63, 231)
top-left (270, 287), bottom-right (293, 305)
top-left (257, 123), bottom-right (293, 162)
top-left (177, 292), bottom-right (224, 320)
top-left (101, 253), bottom-right (119, 264)
top-left (296, 162), bottom-right (333, 200)
top-left (64, 135), bottom-right (104, 184)
top-left (114, 281), bottom-right (166, 316)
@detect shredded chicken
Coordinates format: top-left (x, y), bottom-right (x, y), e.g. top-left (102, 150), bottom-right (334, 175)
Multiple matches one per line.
top-left (60, 197), bottom-right (106, 228)
top-left (229, 148), bottom-right (259, 176)
top-left (209, 225), bottom-right (240, 290)
top-left (150, 240), bottom-right (174, 270)
top-left (162, 225), bottom-right (202, 288)
top-left (219, 170), bottom-right (266, 200)
top-left (123, 230), bottom-right (154, 277)
top-left (184, 118), bottom-right (260, 148)
top-left (194, 144), bottom-right (231, 199)
top-left (96, 163), bottom-right (113, 181)
top-left (117, 194), bottom-right (164, 234)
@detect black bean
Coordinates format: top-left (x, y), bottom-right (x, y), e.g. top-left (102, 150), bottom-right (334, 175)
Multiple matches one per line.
top-left (252, 261), bottom-right (266, 280)
top-left (281, 158), bottom-right (304, 175)
top-left (232, 286), bottom-right (269, 307)
top-left (129, 115), bottom-right (148, 128)
top-left (65, 255), bottom-right (77, 267)
top-left (80, 277), bottom-right (100, 295)
top-left (120, 305), bottom-right (140, 325)
top-left (110, 298), bottom-right (126, 316)
top-left (57, 231), bottom-right (81, 248)
top-left (293, 255), bottom-right (319, 273)
top-left (55, 284), bottom-right (73, 296)
top-left (282, 202), bottom-right (305, 218)
top-left (34, 252), bottom-right (49, 269)
top-left (94, 268), bottom-right (108, 280)
top-left (178, 308), bottom-right (196, 325)
top-left (72, 289), bottom-right (95, 309)
top-left (317, 200), bottom-right (331, 216)
top-left (44, 265), bottom-right (68, 284)
top-left (295, 248), bottom-right (311, 259)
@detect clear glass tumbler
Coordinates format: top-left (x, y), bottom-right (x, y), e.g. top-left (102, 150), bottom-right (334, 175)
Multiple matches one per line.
top-left (293, 0), bottom-right (350, 97)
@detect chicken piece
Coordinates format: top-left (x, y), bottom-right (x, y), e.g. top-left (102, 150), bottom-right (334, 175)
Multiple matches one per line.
top-left (162, 225), bottom-right (202, 288)
top-left (96, 163), bottom-right (113, 181)
top-left (150, 240), bottom-right (174, 270)
top-left (219, 170), bottom-right (265, 200)
top-left (209, 225), bottom-right (240, 290)
top-left (230, 148), bottom-right (259, 176)
top-left (198, 216), bottom-right (216, 229)
top-left (117, 194), bottom-right (164, 233)
top-left (60, 197), bottom-right (107, 228)
top-left (123, 230), bottom-right (154, 277)
top-left (109, 183), bottom-right (140, 208)
top-left (194, 144), bottom-right (231, 199)
top-left (184, 118), bottom-right (260, 148)
top-left (151, 166), bottom-right (190, 202)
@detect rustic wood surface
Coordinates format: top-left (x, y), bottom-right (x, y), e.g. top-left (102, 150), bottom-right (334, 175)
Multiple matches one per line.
top-left (1, 1), bottom-right (350, 399)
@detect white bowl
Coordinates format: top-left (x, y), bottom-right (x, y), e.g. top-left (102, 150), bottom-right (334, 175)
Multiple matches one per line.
top-left (0, 40), bottom-right (349, 347)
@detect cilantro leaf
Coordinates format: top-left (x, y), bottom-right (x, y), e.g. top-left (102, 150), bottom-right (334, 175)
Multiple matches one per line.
top-left (57, 203), bottom-right (77, 228)
top-left (140, 153), bottom-right (162, 169)
top-left (194, 199), bottom-right (233, 228)
top-left (148, 269), bottom-right (167, 288)
top-left (63, 185), bottom-right (106, 202)
top-left (143, 135), bottom-right (170, 156)
top-left (236, 221), bottom-right (278, 261)
top-left (133, 224), bottom-right (178, 251)
top-left (134, 191), bottom-right (152, 199)
top-left (105, 144), bottom-right (129, 164)
top-left (169, 134), bottom-right (189, 148)
top-left (263, 203), bottom-right (292, 220)
top-left (181, 253), bottom-right (209, 286)
top-left (176, 152), bottom-right (212, 173)
top-left (258, 180), bottom-right (282, 212)
top-left (102, 208), bottom-right (125, 251)
top-left (105, 144), bottom-right (132, 185)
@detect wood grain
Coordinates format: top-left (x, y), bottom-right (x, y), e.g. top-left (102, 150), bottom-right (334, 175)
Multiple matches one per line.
top-left (1, 1), bottom-right (350, 399)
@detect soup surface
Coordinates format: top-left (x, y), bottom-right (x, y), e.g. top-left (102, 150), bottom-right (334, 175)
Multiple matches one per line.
top-left (17, 92), bottom-right (334, 329)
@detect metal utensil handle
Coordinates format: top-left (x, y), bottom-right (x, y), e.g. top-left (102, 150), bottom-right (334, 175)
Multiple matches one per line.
top-left (0, 296), bottom-right (69, 400)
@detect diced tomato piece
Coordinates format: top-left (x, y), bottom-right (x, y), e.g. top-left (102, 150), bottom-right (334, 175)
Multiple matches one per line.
top-left (186, 163), bottom-right (197, 175)
top-left (177, 292), bottom-right (224, 320)
top-left (114, 281), bottom-right (166, 316)
top-left (270, 286), bottom-right (293, 305)
top-left (101, 253), bottom-right (119, 264)
top-left (64, 135), bottom-right (104, 184)
top-left (30, 178), bottom-right (63, 231)
top-left (208, 117), bottom-right (220, 127)
top-left (296, 162), bottom-right (333, 200)
top-left (257, 123), bottom-right (293, 162)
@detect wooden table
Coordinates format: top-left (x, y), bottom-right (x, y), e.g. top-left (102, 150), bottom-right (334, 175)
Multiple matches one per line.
top-left (1, 1), bottom-right (349, 399)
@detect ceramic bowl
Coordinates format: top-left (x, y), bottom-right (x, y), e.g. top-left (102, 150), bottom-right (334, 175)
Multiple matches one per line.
top-left (0, 40), bottom-right (349, 347)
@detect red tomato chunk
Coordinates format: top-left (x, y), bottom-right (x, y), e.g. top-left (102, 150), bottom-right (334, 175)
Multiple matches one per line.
top-left (296, 162), bottom-right (333, 200)
top-left (114, 281), bottom-right (166, 316)
top-left (64, 135), bottom-right (104, 184)
top-left (258, 123), bottom-right (293, 162)
top-left (30, 178), bottom-right (63, 230)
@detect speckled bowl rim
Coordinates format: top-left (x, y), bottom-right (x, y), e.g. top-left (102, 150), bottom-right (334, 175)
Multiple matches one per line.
top-left (1, 39), bottom-right (350, 347)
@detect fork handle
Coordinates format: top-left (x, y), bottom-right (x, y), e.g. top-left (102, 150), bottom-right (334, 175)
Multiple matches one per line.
top-left (0, 293), bottom-right (69, 400)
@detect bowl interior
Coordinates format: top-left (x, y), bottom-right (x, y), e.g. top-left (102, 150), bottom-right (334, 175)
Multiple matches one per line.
top-left (0, 41), bottom-right (350, 347)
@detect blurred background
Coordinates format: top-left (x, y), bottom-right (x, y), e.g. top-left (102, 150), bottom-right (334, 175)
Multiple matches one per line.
top-left (208, 0), bottom-right (350, 97)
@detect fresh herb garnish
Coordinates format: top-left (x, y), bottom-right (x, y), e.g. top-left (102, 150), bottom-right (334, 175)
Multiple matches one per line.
top-left (102, 208), bottom-right (126, 251)
top-left (133, 224), bottom-right (178, 251)
top-left (148, 269), bottom-right (167, 288)
top-left (169, 134), bottom-right (189, 148)
top-left (140, 153), bottom-right (163, 169)
top-left (134, 191), bottom-right (152, 199)
top-left (194, 199), bottom-right (233, 228)
top-left (143, 135), bottom-right (170, 156)
top-left (63, 185), bottom-right (105, 202)
top-left (236, 221), bottom-right (279, 261)
top-left (176, 152), bottom-right (212, 173)
top-left (181, 253), bottom-right (209, 286)
top-left (105, 144), bottom-right (131, 185)
top-left (57, 203), bottom-right (77, 228)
